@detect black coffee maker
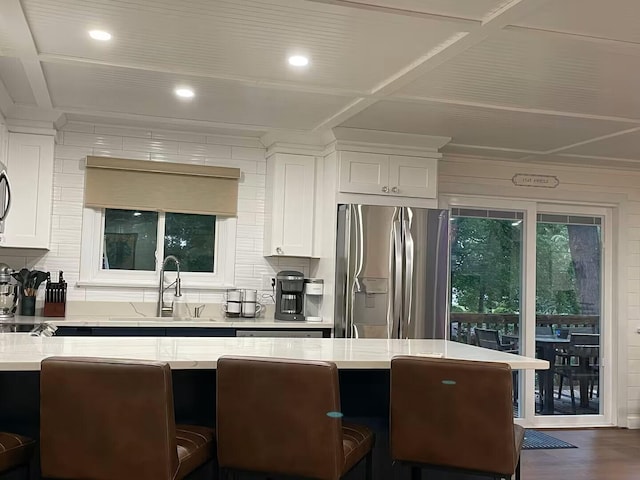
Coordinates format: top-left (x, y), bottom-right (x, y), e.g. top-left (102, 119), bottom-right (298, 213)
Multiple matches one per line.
top-left (275, 270), bottom-right (305, 321)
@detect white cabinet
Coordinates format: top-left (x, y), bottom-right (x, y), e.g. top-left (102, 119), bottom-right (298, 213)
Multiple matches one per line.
top-left (264, 153), bottom-right (316, 257)
top-left (339, 151), bottom-right (389, 195)
top-left (1, 133), bottom-right (54, 249)
top-left (339, 151), bottom-right (437, 198)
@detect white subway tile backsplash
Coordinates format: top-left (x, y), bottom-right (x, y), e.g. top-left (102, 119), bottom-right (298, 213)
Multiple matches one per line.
top-left (59, 187), bottom-right (84, 203)
top-left (53, 173), bottom-right (84, 189)
top-left (55, 145), bottom-right (93, 160)
top-left (207, 135), bottom-right (263, 149)
top-left (85, 288), bottom-right (145, 302)
top-left (205, 158), bottom-right (257, 174)
top-left (51, 228), bottom-right (82, 245)
top-left (123, 137), bottom-right (179, 154)
top-left (240, 173), bottom-right (266, 187)
top-left (179, 142), bottom-right (231, 158)
top-left (149, 153), bottom-right (205, 165)
top-left (232, 146), bottom-right (265, 161)
top-left (237, 212), bottom-right (257, 226)
top-left (52, 200), bottom-right (83, 217)
top-left (57, 215), bottom-right (83, 231)
top-left (153, 130), bottom-right (207, 144)
top-left (64, 132), bottom-right (123, 149)
top-left (92, 149), bottom-right (151, 161)
top-left (62, 159), bottom-right (84, 174)
top-left (46, 121), bottom-right (309, 312)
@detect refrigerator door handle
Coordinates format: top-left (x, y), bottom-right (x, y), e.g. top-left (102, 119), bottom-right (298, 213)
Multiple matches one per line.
top-left (402, 218), bottom-right (414, 339)
top-left (348, 205), bottom-right (363, 338)
top-left (391, 218), bottom-right (403, 339)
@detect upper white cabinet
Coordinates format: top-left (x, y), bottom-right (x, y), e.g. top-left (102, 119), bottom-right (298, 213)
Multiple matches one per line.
top-left (339, 151), bottom-right (437, 199)
top-left (264, 153), bottom-right (316, 257)
top-left (339, 151), bottom-right (389, 195)
top-left (1, 133), bottom-right (54, 249)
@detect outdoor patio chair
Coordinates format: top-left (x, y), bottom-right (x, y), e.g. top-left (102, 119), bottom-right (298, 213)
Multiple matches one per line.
top-left (555, 333), bottom-right (600, 413)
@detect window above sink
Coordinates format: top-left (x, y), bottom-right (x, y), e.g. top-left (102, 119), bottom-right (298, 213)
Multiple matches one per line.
top-left (79, 207), bottom-right (236, 289)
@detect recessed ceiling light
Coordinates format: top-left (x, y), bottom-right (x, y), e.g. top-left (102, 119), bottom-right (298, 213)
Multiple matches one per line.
top-left (89, 30), bottom-right (112, 41)
top-left (288, 55), bottom-right (309, 67)
top-left (174, 87), bottom-right (195, 99)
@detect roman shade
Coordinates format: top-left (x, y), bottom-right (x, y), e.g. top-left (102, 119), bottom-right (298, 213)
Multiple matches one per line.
top-left (84, 156), bottom-right (241, 216)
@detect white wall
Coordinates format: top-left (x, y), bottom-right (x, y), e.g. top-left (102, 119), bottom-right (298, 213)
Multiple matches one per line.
top-left (439, 154), bottom-right (640, 428)
top-left (0, 121), bottom-right (310, 304)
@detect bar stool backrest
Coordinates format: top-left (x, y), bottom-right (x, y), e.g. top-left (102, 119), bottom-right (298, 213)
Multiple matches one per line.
top-left (390, 356), bottom-right (519, 476)
top-left (40, 357), bottom-right (179, 480)
top-left (216, 356), bottom-right (344, 480)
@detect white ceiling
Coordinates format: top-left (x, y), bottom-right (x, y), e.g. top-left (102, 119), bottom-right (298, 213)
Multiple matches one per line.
top-left (1, 0), bottom-right (640, 167)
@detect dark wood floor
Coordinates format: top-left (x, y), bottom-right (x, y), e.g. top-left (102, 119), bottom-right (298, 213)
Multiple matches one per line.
top-left (522, 428), bottom-right (640, 480)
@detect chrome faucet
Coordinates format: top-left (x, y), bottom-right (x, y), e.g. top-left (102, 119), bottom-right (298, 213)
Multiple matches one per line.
top-left (157, 255), bottom-right (182, 317)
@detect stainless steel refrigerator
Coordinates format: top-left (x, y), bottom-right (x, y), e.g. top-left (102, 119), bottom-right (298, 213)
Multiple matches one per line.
top-left (335, 204), bottom-right (449, 339)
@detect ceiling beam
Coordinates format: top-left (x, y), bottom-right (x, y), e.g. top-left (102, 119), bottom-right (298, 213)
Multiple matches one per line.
top-left (303, 0), bottom-right (480, 25)
top-left (2, 0), bottom-right (52, 109)
top-left (57, 106), bottom-right (302, 136)
top-left (312, 0), bottom-right (555, 131)
top-left (37, 53), bottom-right (366, 99)
top-left (389, 95), bottom-right (640, 125)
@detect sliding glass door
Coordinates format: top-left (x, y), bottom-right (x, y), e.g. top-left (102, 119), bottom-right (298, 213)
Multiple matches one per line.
top-left (444, 197), bottom-right (612, 427)
top-left (449, 207), bottom-right (524, 417)
top-left (535, 213), bottom-right (603, 417)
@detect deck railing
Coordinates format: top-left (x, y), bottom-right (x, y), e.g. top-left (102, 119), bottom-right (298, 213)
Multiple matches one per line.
top-left (450, 312), bottom-right (599, 344)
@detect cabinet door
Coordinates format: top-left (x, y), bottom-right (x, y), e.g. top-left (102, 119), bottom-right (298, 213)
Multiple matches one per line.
top-left (388, 155), bottom-right (437, 198)
top-left (339, 151), bottom-right (389, 195)
top-left (265, 154), bottom-right (315, 257)
top-left (2, 133), bottom-right (54, 248)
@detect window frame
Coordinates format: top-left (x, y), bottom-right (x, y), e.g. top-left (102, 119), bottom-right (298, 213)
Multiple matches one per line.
top-left (79, 207), bottom-right (236, 289)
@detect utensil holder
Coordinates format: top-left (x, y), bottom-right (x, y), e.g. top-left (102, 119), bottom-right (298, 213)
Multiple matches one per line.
top-left (20, 296), bottom-right (36, 316)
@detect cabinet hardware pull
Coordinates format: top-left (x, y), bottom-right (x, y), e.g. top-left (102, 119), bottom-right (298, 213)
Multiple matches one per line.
top-left (382, 186), bottom-right (389, 193)
top-left (276, 247), bottom-right (284, 255)
top-left (391, 186), bottom-right (399, 193)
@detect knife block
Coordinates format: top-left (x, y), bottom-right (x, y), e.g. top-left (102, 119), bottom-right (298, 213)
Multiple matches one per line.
top-left (43, 302), bottom-right (65, 317)
top-left (43, 282), bottom-right (67, 317)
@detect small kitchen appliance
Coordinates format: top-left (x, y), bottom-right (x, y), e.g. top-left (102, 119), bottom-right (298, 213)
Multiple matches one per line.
top-left (303, 278), bottom-right (323, 322)
top-left (275, 270), bottom-right (305, 321)
top-left (0, 263), bottom-right (18, 319)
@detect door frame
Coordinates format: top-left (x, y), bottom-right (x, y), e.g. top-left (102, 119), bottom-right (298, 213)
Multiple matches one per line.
top-left (441, 195), bottom-right (615, 427)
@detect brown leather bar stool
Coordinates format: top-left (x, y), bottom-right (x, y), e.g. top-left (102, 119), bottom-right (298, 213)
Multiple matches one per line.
top-left (390, 356), bottom-right (524, 480)
top-left (216, 356), bottom-right (374, 480)
top-left (40, 357), bottom-right (215, 480)
top-left (0, 431), bottom-right (35, 478)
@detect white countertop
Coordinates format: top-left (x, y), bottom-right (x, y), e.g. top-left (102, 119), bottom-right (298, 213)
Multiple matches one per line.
top-left (0, 334), bottom-right (549, 371)
top-left (4, 315), bottom-right (333, 329)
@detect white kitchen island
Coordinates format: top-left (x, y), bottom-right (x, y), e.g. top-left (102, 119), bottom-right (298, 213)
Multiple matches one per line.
top-left (0, 334), bottom-right (547, 371)
top-left (0, 335), bottom-right (547, 480)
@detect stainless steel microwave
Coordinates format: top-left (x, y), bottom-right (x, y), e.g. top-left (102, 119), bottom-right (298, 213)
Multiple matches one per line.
top-left (0, 161), bottom-right (11, 234)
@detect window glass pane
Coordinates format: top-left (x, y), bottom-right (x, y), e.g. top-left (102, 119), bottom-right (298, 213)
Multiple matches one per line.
top-left (535, 220), bottom-right (602, 416)
top-left (103, 209), bottom-right (158, 270)
top-left (164, 213), bottom-right (216, 273)
top-left (449, 214), bottom-right (523, 416)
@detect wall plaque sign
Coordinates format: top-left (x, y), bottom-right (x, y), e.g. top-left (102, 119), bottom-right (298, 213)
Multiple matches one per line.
top-left (512, 173), bottom-right (559, 188)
